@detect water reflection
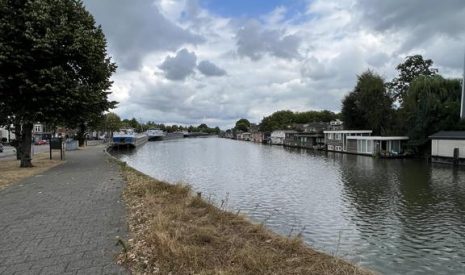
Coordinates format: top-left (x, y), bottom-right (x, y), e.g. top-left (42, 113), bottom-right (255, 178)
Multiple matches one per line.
top-left (115, 138), bottom-right (465, 274)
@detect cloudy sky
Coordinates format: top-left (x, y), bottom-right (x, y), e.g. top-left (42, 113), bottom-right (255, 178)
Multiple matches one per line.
top-left (82, 0), bottom-right (465, 129)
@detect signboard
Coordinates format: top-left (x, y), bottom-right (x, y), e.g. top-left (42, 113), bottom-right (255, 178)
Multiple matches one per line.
top-left (50, 138), bottom-right (64, 160)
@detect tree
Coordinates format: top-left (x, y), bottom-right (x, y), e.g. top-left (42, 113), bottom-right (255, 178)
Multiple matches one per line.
top-left (0, 0), bottom-right (116, 167)
top-left (104, 113), bottom-right (122, 136)
top-left (259, 111), bottom-right (294, 132)
top-left (234, 119), bottom-right (250, 132)
top-left (403, 75), bottom-right (462, 152)
top-left (389, 55), bottom-right (437, 104)
top-left (341, 71), bottom-right (394, 135)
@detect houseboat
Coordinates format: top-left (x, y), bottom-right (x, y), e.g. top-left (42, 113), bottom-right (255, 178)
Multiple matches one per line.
top-left (270, 130), bottom-right (297, 145)
top-left (112, 129), bottom-right (148, 148)
top-left (146, 128), bottom-right (165, 141)
top-left (284, 133), bottom-right (325, 150)
top-left (430, 131), bottom-right (465, 165)
top-left (324, 130), bottom-right (372, 152)
top-left (346, 136), bottom-right (409, 157)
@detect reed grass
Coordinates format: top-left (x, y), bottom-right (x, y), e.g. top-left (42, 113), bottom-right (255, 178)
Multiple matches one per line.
top-left (118, 165), bottom-right (373, 275)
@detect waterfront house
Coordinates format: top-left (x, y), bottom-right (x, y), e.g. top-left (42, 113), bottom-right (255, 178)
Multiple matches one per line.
top-left (240, 132), bottom-right (252, 141)
top-left (324, 130), bottom-right (372, 152)
top-left (430, 131), bottom-right (465, 165)
top-left (346, 136), bottom-right (409, 157)
top-left (284, 133), bottom-right (325, 149)
top-left (329, 119), bottom-right (344, 130)
top-left (251, 131), bottom-right (264, 143)
top-left (270, 130), bottom-right (297, 145)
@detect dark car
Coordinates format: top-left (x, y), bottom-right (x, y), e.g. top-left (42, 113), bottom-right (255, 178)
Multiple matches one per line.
top-left (0, 143), bottom-right (3, 153)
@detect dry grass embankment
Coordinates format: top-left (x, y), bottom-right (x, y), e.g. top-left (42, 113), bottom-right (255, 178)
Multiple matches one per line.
top-left (118, 165), bottom-right (372, 275)
top-left (0, 152), bottom-right (64, 190)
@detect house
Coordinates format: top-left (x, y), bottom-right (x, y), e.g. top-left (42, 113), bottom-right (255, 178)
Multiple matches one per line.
top-left (324, 130), bottom-right (372, 152)
top-left (240, 132), bottom-right (252, 141)
top-left (284, 133), bottom-right (325, 149)
top-left (33, 123), bottom-right (52, 141)
top-left (251, 131), bottom-right (265, 143)
top-left (270, 130), bottom-right (297, 145)
top-left (329, 119), bottom-right (344, 130)
top-left (346, 136), bottom-right (409, 157)
top-left (430, 131), bottom-right (465, 165)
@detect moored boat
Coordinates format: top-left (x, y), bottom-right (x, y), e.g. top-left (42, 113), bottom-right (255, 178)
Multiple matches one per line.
top-left (146, 128), bottom-right (166, 141)
top-left (112, 129), bottom-right (148, 148)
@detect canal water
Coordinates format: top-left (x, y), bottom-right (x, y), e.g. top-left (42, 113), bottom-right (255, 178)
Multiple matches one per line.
top-left (115, 137), bottom-right (465, 274)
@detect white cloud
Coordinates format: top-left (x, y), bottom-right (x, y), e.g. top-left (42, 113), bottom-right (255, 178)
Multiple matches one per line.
top-left (85, 0), bottom-right (465, 129)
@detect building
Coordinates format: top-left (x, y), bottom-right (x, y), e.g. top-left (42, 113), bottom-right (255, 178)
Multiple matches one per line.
top-left (270, 130), bottom-right (297, 145)
top-left (251, 131), bottom-right (265, 143)
top-left (284, 133), bottom-right (325, 149)
top-left (240, 132), bottom-right (252, 141)
top-left (33, 123), bottom-right (52, 141)
top-left (329, 119), bottom-right (344, 131)
top-left (0, 126), bottom-right (15, 143)
top-left (346, 136), bottom-right (409, 157)
top-left (430, 131), bottom-right (465, 165)
top-left (324, 130), bottom-right (372, 152)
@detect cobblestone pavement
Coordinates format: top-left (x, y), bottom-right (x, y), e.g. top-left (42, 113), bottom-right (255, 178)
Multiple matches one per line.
top-left (0, 147), bottom-right (128, 274)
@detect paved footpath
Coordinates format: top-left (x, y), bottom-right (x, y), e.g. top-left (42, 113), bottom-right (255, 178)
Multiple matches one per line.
top-left (0, 147), bottom-right (128, 275)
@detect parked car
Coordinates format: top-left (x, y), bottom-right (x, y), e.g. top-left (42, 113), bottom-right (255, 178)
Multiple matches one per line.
top-left (0, 143), bottom-right (3, 153)
top-left (34, 140), bottom-right (48, 145)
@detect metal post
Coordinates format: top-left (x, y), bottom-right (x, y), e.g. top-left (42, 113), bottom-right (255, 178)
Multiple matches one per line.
top-left (461, 50), bottom-right (465, 119)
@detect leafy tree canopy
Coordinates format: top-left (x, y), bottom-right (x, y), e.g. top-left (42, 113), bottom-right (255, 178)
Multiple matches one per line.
top-left (234, 118), bottom-right (251, 132)
top-left (388, 55), bottom-right (437, 104)
top-left (341, 70), bottom-right (394, 135)
top-left (259, 110), bottom-right (337, 132)
top-left (403, 75), bottom-right (462, 150)
top-left (0, 0), bottom-right (116, 166)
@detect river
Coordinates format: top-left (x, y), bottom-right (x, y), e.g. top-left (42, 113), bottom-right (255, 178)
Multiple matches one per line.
top-left (114, 137), bottom-right (465, 274)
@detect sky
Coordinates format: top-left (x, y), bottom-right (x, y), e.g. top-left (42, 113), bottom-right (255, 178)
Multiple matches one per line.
top-left (82, 0), bottom-right (465, 129)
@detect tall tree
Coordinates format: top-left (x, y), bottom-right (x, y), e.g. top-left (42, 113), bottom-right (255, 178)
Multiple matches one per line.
top-left (403, 75), bottom-right (462, 151)
top-left (389, 55), bottom-right (437, 104)
top-left (234, 119), bottom-right (250, 132)
top-left (0, 0), bottom-right (116, 167)
top-left (341, 71), bottom-right (394, 135)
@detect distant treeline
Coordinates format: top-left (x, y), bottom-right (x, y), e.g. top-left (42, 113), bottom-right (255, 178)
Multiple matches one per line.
top-left (94, 114), bottom-right (220, 134)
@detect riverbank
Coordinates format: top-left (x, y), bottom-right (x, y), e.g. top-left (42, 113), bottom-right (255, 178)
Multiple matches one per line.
top-left (117, 164), bottom-right (371, 274)
top-left (0, 152), bottom-right (64, 190)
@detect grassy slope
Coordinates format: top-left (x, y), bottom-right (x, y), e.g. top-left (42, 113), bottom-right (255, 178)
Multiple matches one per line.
top-left (118, 165), bottom-right (372, 275)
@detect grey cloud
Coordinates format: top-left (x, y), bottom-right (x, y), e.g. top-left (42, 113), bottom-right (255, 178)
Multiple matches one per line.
top-left (197, 60), bottom-right (227, 76)
top-left (236, 20), bottom-right (301, 60)
top-left (159, 49), bottom-right (197, 80)
top-left (355, 0), bottom-right (465, 50)
top-left (83, 0), bottom-right (204, 70)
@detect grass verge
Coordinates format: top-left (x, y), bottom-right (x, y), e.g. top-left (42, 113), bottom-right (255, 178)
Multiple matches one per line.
top-left (117, 164), bottom-right (372, 275)
top-left (0, 152), bottom-right (64, 190)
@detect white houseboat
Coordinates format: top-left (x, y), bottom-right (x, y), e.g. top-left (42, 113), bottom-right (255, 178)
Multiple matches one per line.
top-left (146, 128), bottom-right (165, 141)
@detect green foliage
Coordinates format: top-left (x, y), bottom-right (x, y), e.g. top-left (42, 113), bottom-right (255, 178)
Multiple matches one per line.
top-left (403, 75), bottom-right (462, 149)
top-left (0, 0), bottom-right (116, 164)
top-left (341, 70), bottom-right (394, 135)
top-left (104, 112), bottom-right (122, 133)
top-left (234, 118), bottom-right (251, 132)
top-left (388, 55), bottom-right (437, 103)
top-left (259, 110), bottom-right (337, 132)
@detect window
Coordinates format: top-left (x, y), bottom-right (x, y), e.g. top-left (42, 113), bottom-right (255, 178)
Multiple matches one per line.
top-left (328, 145), bottom-right (334, 150)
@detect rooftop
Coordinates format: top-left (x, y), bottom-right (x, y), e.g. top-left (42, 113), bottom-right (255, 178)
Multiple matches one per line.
top-left (346, 136), bottom-right (409, 141)
top-left (429, 131), bottom-right (465, 140)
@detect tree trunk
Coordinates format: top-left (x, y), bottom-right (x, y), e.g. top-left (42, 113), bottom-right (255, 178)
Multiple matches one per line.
top-left (13, 123), bottom-right (22, 160)
top-left (20, 123), bottom-right (33, 168)
top-left (77, 124), bottom-right (86, 147)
